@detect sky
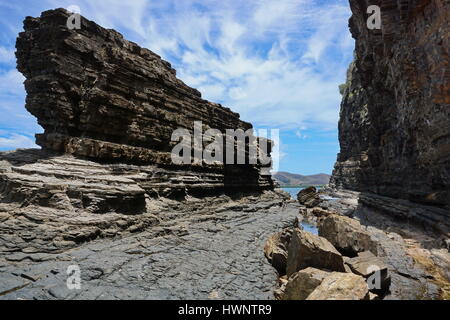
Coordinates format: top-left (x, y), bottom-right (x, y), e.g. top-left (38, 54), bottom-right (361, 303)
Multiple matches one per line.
top-left (0, 0), bottom-right (354, 175)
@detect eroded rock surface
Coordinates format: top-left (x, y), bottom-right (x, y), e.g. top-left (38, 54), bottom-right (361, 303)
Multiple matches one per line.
top-left (330, 1), bottom-right (450, 211)
top-left (0, 190), bottom-right (298, 300)
top-left (15, 8), bottom-right (274, 195)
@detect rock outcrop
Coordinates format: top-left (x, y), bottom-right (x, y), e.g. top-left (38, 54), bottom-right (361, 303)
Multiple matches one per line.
top-left (330, 1), bottom-right (450, 211)
top-left (0, 9), bottom-right (286, 300)
top-left (15, 8), bottom-right (274, 197)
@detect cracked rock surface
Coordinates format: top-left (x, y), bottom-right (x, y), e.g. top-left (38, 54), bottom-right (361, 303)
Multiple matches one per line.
top-left (0, 176), bottom-right (297, 299)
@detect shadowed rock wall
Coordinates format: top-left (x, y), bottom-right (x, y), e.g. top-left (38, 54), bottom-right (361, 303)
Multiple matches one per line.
top-left (331, 0), bottom-right (450, 209)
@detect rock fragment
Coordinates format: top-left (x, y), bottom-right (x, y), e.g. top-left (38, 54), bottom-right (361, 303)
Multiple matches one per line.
top-left (283, 267), bottom-right (330, 300)
top-left (286, 228), bottom-right (346, 276)
top-left (319, 214), bottom-right (377, 256)
top-left (306, 272), bottom-right (370, 300)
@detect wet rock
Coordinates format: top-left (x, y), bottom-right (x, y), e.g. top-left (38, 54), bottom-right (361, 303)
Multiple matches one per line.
top-left (297, 187), bottom-right (321, 208)
top-left (283, 267), bottom-right (330, 300)
top-left (286, 228), bottom-right (346, 277)
top-left (345, 251), bottom-right (390, 295)
top-left (319, 214), bottom-right (377, 256)
top-left (306, 272), bottom-right (369, 300)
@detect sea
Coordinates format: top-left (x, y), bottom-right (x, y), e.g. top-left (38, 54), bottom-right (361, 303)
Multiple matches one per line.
top-left (281, 186), bottom-right (319, 235)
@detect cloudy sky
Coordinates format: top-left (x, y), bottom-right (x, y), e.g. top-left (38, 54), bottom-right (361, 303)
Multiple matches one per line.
top-left (0, 0), bottom-right (354, 175)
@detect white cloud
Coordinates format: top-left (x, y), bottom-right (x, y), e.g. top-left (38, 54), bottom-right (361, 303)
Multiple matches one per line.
top-left (0, 133), bottom-right (38, 149)
top-left (108, 0), bottom-right (354, 130)
top-left (0, 46), bottom-right (15, 63)
top-left (0, 69), bottom-right (24, 95)
top-left (295, 130), bottom-right (308, 140)
top-left (0, 0), bottom-right (354, 143)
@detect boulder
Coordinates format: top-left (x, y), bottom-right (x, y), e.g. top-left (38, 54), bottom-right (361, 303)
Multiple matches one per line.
top-left (283, 267), bottom-right (330, 300)
top-left (286, 228), bottom-right (346, 276)
top-left (306, 272), bottom-right (370, 300)
top-left (345, 251), bottom-right (390, 295)
top-left (264, 228), bottom-right (292, 275)
top-left (297, 187), bottom-right (321, 208)
top-left (319, 214), bottom-right (377, 256)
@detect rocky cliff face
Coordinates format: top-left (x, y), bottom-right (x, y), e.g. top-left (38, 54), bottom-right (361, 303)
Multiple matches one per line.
top-left (14, 8), bottom-right (273, 198)
top-left (331, 0), bottom-right (450, 210)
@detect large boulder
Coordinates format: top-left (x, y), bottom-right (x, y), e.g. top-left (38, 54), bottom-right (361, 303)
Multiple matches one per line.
top-left (286, 228), bottom-right (346, 276)
top-left (297, 187), bottom-right (321, 208)
top-left (319, 215), bottom-right (377, 256)
top-left (283, 267), bottom-right (330, 300)
top-left (306, 272), bottom-right (370, 300)
top-left (345, 251), bottom-right (391, 295)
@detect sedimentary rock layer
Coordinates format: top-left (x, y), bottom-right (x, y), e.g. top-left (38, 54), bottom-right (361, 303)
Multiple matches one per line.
top-left (15, 8), bottom-right (273, 195)
top-left (330, 0), bottom-right (450, 209)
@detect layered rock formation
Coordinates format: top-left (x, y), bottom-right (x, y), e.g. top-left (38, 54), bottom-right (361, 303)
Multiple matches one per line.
top-left (15, 8), bottom-right (274, 198)
top-left (330, 1), bottom-right (450, 210)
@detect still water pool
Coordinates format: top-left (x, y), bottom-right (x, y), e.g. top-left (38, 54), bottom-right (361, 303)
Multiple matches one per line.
top-left (282, 187), bottom-right (319, 235)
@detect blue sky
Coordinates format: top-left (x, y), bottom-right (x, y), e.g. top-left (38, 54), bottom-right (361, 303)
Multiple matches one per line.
top-left (0, 0), bottom-right (354, 175)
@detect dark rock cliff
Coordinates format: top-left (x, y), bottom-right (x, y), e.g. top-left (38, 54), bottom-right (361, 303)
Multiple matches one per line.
top-left (14, 8), bottom-right (274, 196)
top-left (331, 0), bottom-right (449, 210)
